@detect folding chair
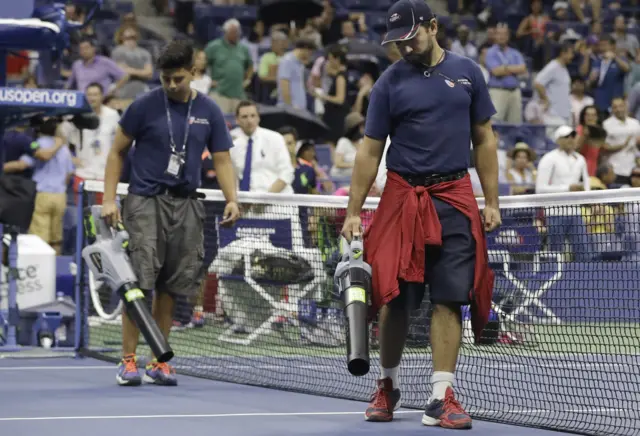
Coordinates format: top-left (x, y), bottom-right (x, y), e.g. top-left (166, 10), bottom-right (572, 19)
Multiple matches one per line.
top-left (213, 206), bottom-right (326, 346)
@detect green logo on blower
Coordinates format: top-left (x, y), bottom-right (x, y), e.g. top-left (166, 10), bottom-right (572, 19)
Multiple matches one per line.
top-left (124, 288), bottom-right (145, 302)
top-left (348, 287), bottom-right (366, 303)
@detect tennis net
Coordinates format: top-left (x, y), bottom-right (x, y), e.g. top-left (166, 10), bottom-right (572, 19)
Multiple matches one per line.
top-left (77, 181), bottom-right (640, 436)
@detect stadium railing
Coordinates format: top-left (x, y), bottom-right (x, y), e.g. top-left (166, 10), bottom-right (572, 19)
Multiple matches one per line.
top-left (76, 180), bottom-right (640, 436)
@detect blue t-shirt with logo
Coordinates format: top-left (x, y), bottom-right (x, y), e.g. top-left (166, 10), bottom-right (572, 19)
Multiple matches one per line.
top-left (292, 160), bottom-right (316, 194)
top-left (365, 52), bottom-right (496, 175)
top-left (119, 88), bottom-right (233, 196)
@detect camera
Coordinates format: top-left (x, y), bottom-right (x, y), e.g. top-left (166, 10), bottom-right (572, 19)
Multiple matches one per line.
top-left (30, 114), bottom-right (61, 137)
top-left (30, 112), bottom-right (100, 137)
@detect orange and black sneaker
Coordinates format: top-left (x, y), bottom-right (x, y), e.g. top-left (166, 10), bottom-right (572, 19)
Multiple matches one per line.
top-left (364, 377), bottom-right (401, 422)
top-left (422, 387), bottom-right (472, 429)
top-left (143, 360), bottom-right (178, 386)
top-left (116, 354), bottom-right (141, 386)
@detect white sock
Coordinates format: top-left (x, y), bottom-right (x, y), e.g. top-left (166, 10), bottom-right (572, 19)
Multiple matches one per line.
top-left (430, 371), bottom-right (454, 402)
top-left (381, 365), bottom-right (400, 390)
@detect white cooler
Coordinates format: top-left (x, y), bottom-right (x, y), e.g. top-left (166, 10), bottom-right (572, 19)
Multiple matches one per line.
top-left (0, 234), bottom-right (56, 311)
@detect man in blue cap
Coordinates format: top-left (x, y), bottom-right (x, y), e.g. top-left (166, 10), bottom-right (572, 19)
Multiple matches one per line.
top-left (341, 0), bottom-right (501, 429)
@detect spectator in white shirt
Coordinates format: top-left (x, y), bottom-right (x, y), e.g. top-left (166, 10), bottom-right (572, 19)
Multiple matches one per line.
top-left (536, 125), bottom-right (591, 261)
top-left (569, 77), bottom-right (594, 127)
top-left (602, 96), bottom-right (640, 185)
top-left (330, 112), bottom-right (364, 179)
top-left (61, 82), bottom-right (119, 183)
top-left (613, 15), bottom-right (640, 59)
top-left (534, 42), bottom-right (574, 128)
top-left (524, 97), bottom-right (546, 125)
top-left (229, 100), bottom-right (295, 194)
top-left (506, 142), bottom-right (537, 194)
top-left (190, 49), bottom-right (212, 94)
top-left (224, 100), bottom-right (298, 334)
top-left (450, 25), bottom-right (477, 61)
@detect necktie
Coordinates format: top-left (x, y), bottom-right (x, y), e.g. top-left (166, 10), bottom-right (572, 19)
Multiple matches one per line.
top-left (239, 137), bottom-right (253, 191)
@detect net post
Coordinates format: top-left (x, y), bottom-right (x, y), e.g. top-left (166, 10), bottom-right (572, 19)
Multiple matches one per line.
top-left (73, 181), bottom-right (87, 358)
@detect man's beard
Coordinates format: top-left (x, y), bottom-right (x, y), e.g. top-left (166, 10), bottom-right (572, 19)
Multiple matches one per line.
top-left (402, 45), bottom-right (433, 66)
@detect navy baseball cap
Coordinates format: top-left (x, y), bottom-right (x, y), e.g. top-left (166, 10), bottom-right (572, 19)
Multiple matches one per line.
top-left (382, 0), bottom-right (435, 45)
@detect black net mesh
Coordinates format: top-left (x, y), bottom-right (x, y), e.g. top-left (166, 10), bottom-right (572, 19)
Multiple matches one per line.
top-left (78, 187), bottom-right (640, 436)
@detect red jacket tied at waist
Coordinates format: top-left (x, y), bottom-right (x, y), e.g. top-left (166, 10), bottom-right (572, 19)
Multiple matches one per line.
top-left (363, 171), bottom-right (494, 342)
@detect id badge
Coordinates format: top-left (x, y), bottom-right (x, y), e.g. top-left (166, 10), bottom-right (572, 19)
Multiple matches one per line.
top-left (166, 153), bottom-right (183, 177)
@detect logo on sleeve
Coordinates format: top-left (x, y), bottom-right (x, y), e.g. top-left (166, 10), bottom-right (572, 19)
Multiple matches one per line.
top-left (445, 79), bottom-right (455, 88)
top-left (457, 78), bottom-right (472, 86)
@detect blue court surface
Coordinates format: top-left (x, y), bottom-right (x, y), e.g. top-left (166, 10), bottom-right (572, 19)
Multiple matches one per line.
top-left (0, 357), bottom-right (572, 436)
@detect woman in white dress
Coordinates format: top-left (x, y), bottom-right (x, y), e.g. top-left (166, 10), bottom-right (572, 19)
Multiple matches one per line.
top-left (506, 142), bottom-right (537, 195)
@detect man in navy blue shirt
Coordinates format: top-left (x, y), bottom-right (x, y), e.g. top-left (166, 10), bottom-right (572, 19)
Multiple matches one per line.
top-left (341, 0), bottom-right (501, 429)
top-left (101, 40), bottom-right (240, 387)
top-left (1, 127), bottom-right (35, 179)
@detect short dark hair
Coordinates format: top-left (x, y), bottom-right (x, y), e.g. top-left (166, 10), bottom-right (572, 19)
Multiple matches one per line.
top-left (278, 126), bottom-right (299, 140)
top-left (612, 96), bottom-right (626, 105)
top-left (39, 118), bottom-right (59, 136)
top-left (157, 40), bottom-right (195, 71)
top-left (86, 82), bottom-right (104, 94)
top-left (558, 42), bottom-right (574, 55)
top-left (79, 36), bottom-right (95, 46)
top-left (235, 100), bottom-right (257, 116)
top-left (295, 38), bottom-right (317, 51)
top-left (327, 44), bottom-right (347, 65)
top-left (297, 140), bottom-right (315, 157)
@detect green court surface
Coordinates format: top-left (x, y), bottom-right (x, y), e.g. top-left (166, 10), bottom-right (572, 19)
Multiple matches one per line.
top-left (88, 320), bottom-right (640, 358)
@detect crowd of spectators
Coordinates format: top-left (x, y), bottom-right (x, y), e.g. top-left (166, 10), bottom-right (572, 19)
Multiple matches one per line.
top-left (5, 0), bottom-right (640, 268)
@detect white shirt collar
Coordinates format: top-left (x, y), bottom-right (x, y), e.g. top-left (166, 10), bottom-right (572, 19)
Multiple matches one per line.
top-left (556, 148), bottom-right (578, 157)
top-left (232, 126), bottom-right (260, 141)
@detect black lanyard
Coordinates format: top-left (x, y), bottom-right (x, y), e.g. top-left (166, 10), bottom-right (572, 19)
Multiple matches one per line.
top-left (164, 92), bottom-right (194, 155)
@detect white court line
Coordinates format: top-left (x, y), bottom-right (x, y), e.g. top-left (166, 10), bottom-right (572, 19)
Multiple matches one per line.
top-left (0, 411), bottom-right (422, 422)
top-left (474, 408), bottom-right (628, 415)
top-left (0, 408), bottom-right (629, 422)
top-left (0, 366), bottom-right (113, 371)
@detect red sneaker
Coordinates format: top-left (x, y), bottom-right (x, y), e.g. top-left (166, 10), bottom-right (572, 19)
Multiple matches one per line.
top-left (422, 387), bottom-right (472, 429)
top-left (364, 378), bottom-right (401, 422)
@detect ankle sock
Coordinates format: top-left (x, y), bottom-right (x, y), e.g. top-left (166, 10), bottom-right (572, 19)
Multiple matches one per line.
top-left (380, 365), bottom-right (400, 390)
top-left (430, 371), bottom-right (454, 401)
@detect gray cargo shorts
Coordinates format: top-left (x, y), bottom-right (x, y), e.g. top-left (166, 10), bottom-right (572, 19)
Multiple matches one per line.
top-left (123, 193), bottom-right (205, 297)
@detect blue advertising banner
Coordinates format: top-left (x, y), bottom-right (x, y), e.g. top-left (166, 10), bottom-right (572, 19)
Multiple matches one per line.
top-left (217, 218), bottom-right (293, 250)
top-left (494, 261), bottom-right (640, 323)
top-left (0, 88), bottom-right (85, 110)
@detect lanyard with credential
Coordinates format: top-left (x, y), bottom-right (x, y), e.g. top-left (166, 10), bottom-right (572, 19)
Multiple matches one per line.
top-left (164, 92), bottom-right (194, 156)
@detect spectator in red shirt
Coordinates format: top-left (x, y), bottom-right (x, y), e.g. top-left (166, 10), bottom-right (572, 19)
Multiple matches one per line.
top-left (576, 104), bottom-right (606, 176)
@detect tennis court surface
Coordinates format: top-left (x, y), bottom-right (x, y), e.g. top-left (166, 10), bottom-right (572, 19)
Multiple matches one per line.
top-left (0, 357), bottom-right (577, 436)
top-left (66, 183), bottom-right (640, 436)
